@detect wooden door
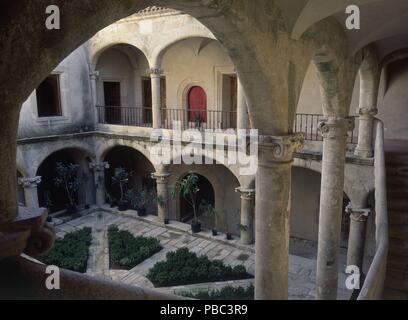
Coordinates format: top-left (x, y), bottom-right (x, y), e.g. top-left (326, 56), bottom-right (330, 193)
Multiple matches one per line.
top-left (188, 86), bottom-right (207, 122)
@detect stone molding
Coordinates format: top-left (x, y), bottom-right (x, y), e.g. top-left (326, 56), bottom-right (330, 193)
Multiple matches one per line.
top-left (235, 187), bottom-right (255, 200)
top-left (18, 176), bottom-right (42, 188)
top-left (318, 117), bottom-right (355, 139)
top-left (258, 133), bottom-right (304, 164)
top-left (89, 162), bottom-right (110, 172)
top-left (358, 107), bottom-right (378, 117)
top-left (148, 68), bottom-right (163, 77)
top-left (346, 204), bottom-right (372, 222)
top-left (151, 172), bottom-right (172, 183)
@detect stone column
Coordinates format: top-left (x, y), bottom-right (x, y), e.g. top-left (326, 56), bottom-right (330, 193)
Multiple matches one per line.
top-left (151, 172), bottom-right (172, 222)
top-left (316, 117), bottom-right (355, 300)
top-left (255, 134), bottom-right (304, 300)
top-left (237, 78), bottom-right (249, 130)
top-left (354, 107), bottom-right (378, 158)
top-left (149, 68), bottom-right (162, 129)
top-left (90, 70), bottom-right (99, 127)
top-left (18, 176), bottom-right (42, 208)
top-left (89, 162), bottom-right (110, 206)
top-left (346, 203), bottom-right (371, 272)
top-left (235, 187), bottom-right (255, 245)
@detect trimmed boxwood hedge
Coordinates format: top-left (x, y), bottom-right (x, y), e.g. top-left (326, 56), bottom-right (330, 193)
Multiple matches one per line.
top-left (182, 285), bottom-right (254, 300)
top-left (108, 225), bottom-right (162, 270)
top-left (39, 227), bottom-right (92, 273)
top-left (146, 248), bottom-right (253, 287)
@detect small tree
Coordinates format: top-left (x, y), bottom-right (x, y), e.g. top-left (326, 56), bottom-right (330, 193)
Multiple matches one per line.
top-left (172, 173), bottom-right (200, 223)
top-left (136, 188), bottom-right (156, 210)
top-left (54, 162), bottom-right (80, 206)
top-left (111, 167), bottom-right (130, 203)
top-left (199, 199), bottom-right (217, 228)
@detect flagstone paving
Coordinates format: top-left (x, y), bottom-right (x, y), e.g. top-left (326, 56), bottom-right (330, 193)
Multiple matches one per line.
top-left (53, 208), bottom-right (352, 300)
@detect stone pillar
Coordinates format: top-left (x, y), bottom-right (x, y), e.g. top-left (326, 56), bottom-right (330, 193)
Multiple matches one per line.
top-left (255, 134), bottom-right (304, 300)
top-left (354, 107), bottom-right (378, 158)
top-left (235, 187), bottom-right (255, 245)
top-left (316, 117), bottom-right (355, 300)
top-left (237, 78), bottom-right (248, 130)
top-left (89, 162), bottom-right (110, 206)
top-left (151, 172), bottom-right (171, 222)
top-left (149, 68), bottom-right (162, 129)
top-left (90, 70), bottom-right (99, 127)
top-left (18, 176), bottom-right (42, 208)
top-left (346, 203), bottom-right (371, 272)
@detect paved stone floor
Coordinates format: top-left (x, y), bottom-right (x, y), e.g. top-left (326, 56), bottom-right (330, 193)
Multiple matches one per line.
top-left (53, 207), bottom-right (352, 300)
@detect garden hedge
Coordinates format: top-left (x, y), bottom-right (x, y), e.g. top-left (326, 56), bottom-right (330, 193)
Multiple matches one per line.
top-left (146, 248), bottom-right (252, 287)
top-left (182, 285), bottom-right (254, 300)
top-left (108, 225), bottom-right (162, 269)
top-left (39, 227), bottom-right (92, 273)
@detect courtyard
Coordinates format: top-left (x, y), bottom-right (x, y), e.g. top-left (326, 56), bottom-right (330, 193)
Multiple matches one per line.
top-left (44, 208), bottom-right (351, 300)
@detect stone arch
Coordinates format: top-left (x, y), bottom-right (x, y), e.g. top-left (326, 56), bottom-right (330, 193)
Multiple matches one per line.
top-left (175, 79), bottom-right (211, 114)
top-left (168, 159), bottom-right (241, 233)
top-left (102, 144), bottom-right (157, 212)
top-left (36, 147), bottom-right (95, 213)
top-left (358, 46), bottom-right (380, 112)
top-left (96, 139), bottom-right (155, 169)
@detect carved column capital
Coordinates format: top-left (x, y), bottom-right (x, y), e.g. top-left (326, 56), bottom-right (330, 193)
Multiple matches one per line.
top-left (318, 117), bottom-right (355, 139)
top-left (18, 176), bottom-right (42, 188)
top-left (148, 68), bottom-right (163, 77)
top-left (258, 133), bottom-right (304, 164)
top-left (346, 204), bottom-right (372, 222)
top-left (89, 70), bottom-right (99, 80)
top-left (358, 107), bottom-right (378, 117)
top-left (235, 187), bottom-right (255, 200)
top-left (151, 172), bottom-right (172, 184)
top-left (89, 162), bottom-right (110, 172)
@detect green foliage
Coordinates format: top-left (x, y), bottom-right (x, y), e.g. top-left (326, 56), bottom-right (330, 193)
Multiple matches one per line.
top-left (54, 162), bottom-right (80, 205)
top-left (39, 227), bottom-right (92, 273)
top-left (171, 173), bottom-right (200, 222)
top-left (126, 188), bottom-right (156, 210)
top-left (182, 285), bottom-right (254, 300)
top-left (146, 248), bottom-right (252, 287)
top-left (108, 225), bottom-right (162, 269)
top-left (199, 199), bottom-right (216, 217)
top-left (111, 167), bottom-right (131, 202)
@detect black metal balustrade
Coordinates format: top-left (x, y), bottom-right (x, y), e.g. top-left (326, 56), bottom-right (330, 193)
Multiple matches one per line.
top-left (161, 108), bottom-right (237, 130)
top-left (294, 113), bottom-right (359, 144)
top-left (96, 106), bottom-right (152, 127)
top-left (96, 107), bottom-right (359, 144)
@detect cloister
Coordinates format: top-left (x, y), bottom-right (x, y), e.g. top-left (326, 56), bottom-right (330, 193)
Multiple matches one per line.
top-left (1, 0), bottom-right (408, 300)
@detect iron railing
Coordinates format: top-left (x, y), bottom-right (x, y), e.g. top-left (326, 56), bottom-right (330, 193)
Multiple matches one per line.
top-left (96, 106), bottom-right (152, 127)
top-left (161, 108), bottom-right (237, 130)
top-left (294, 113), bottom-right (359, 144)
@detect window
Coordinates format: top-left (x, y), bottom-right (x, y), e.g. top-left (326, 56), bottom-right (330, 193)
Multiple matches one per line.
top-left (36, 74), bottom-right (62, 117)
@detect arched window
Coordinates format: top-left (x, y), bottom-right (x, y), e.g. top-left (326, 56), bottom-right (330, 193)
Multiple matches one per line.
top-left (188, 86), bottom-right (207, 122)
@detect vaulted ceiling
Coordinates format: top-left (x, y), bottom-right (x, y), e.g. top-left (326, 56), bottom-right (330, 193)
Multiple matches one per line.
top-left (277, 0), bottom-right (408, 61)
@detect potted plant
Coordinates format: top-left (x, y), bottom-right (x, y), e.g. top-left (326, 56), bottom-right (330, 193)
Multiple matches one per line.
top-left (135, 188), bottom-right (155, 217)
top-left (54, 162), bottom-right (80, 214)
top-left (44, 190), bottom-right (53, 222)
top-left (111, 167), bottom-right (131, 211)
top-left (199, 199), bottom-right (218, 236)
top-left (172, 173), bottom-right (201, 233)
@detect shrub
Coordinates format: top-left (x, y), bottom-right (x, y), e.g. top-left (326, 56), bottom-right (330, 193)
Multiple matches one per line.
top-left (39, 227), bottom-right (92, 273)
top-left (146, 248), bottom-right (252, 287)
top-left (108, 225), bottom-right (162, 269)
top-left (182, 285), bottom-right (254, 300)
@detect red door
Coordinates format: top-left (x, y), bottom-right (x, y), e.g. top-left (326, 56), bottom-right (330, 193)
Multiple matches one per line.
top-left (188, 86), bottom-right (207, 122)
